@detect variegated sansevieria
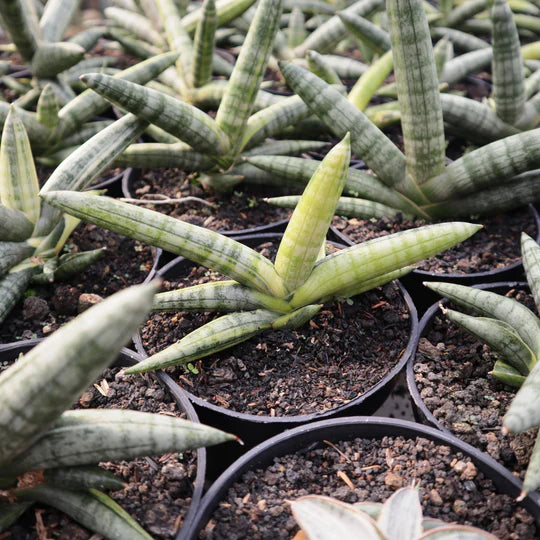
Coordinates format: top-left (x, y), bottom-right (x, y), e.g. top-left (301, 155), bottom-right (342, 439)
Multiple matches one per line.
top-left (426, 232), bottom-right (540, 498)
top-left (0, 283), bottom-right (236, 537)
top-left (42, 134), bottom-right (481, 374)
top-left (291, 485), bottom-right (497, 539)
top-left (252, 0), bottom-right (540, 221)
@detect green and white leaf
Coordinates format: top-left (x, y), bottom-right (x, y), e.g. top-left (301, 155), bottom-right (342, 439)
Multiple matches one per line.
top-left (521, 232), bottom-right (540, 313)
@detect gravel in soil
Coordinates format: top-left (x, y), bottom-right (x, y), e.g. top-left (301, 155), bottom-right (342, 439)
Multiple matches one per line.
top-left (413, 288), bottom-right (538, 479)
top-left (127, 168), bottom-right (292, 231)
top-left (141, 241), bottom-right (411, 417)
top-left (332, 207), bottom-right (537, 274)
top-left (0, 224), bottom-right (155, 343)
top-left (5, 366), bottom-right (197, 540)
top-left (201, 435), bottom-right (536, 539)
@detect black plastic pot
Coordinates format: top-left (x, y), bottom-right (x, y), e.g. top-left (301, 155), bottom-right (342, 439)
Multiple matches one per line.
top-left (406, 281), bottom-right (529, 431)
top-left (338, 204), bottom-right (540, 317)
top-left (185, 416), bottom-right (540, 540)
top-left (135, 232), bottom-right (420, 478)
top-left (0, 339), bottom-right (205, 540)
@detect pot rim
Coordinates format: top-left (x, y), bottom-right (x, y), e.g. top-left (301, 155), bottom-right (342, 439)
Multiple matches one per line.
top-left (0, 338), bottom-right (205, 540)
top-left (186, 415), bottom-right (540, 540)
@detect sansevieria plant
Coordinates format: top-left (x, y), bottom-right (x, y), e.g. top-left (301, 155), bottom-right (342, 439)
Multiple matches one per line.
top-left (74, 0), bottom-right (328, 192)
top-left (0, 105), bottom-right (149, 325)
top-left (249, 0), bottom-right (540, 220)
top-left (290, 485), bottom-right (497, 539)
top-left (0, 283), bottom-right (236, 537)
top-left (425, 233), bottom-right (540, 498)
top-left (42, 134), bottom-right (480, 373)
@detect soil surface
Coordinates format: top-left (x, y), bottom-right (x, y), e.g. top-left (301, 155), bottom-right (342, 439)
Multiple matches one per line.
top-left (0, 223), bottom-right (155, 344)
top-left (332, 206), bottom-right (537, 275)
top-left (141, 240), bottom-right (412, 417)
top-left (413, 287), bottom-right (538, 479)
top-left (127, 167), bottom-right (292, 232)
top-left (3, 365), bottom-right (197, 540)
top-left (201, 435), bottom-right (536, 539)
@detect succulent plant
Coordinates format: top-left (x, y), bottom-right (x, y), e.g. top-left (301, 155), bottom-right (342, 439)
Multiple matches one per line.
top-left (0, 282), bottom-right (236, 537)
top-left (290, 485), bottom-right (497, 539)
top-left (425, 232), bottom-right (540, 497)
top-left (0, 101), bottom-right (151, 325)
top-left (249, 0), bottom-right (540, 220)
top-left (42, 134), bottom-right (480, 373)
top-left (72, 0), bottom-right (329, 192)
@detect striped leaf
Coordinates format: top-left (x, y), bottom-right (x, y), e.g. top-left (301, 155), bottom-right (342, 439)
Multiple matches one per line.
top-left (445, 0), bottom-right (488, 27)
top-left (0, 283), bottom-right (158, 465)
top-left (0, 204), bottom-right (34, 242)
top-left (322, 54), bottom-right (368, 79)
top-left (440, 48), bottom-right (493, 85)
top-left (16, 485), bottom-right (152, 540)
top-left (153, 281), bottom-right (291, 313)
top-left (522, 434), bottom-right (540, 495)
top-left (431, 26), bottom-right (490, 53)
top-left (424, 282), bottom-right (540, 358)
top-left (439, 93), bottom-right (519, 143)
top-left (246, 154), bottom-right (418, 213)
top-left (433, 36), bottom-right (453, 79)
top-left (68, 26), bottom-right (105, 52)
top-left (39, 0), bottom-right (82, 42)
top-left (522, 232), bottom-right (540, 313)
top-left (241, 140), bottom-right (328, 157)
top-left (289, 222), bottom-right (481, 308)
top-left (422, 128), bottom-right (540, 201)
top-left (0, 241), bottom-right (34, 277)
top-left (41, 191), bottom-right (288, 298)
top-left (156, 0), bottom-right (195, 91)
top-left (36, 84), bottom-right (59, 131)
top-left (242, 95), bottom-right (311, 150)
top-left (80, 73), bottom-right (230, 156)
top-left (0, 0), bottom-right (39, 61)
top-left (192, 0), bottom-right (217, 88)
top-left (491, 0), bottom-right (526, 125)
top-left (271, 304), bottom-right (322, 330)
top-left (388, 0), bottom-right (445, 187)
top-left (279, 61), bottom-right (408, 191)
top-left (0, 107), bottom-right (40, 224)
top-left (492, 359), bottom-right (526, 388)
top-left (44, 466), bottom-right (125, 491)
top-left (0, 264), bottom-right (39, 324)
top-left (31, 41), bottom-right (85, 78)
top-left (105, 6), bottom-right (166, 48)
top-left (5, 409), bottom-right (235, 474)
top-left (339, 10), bottom-right (391, 54)
top-left (291, 495), bottom-right (384, 540)
top-left (306, 50), bottom-right (343, 87)
top-left (55, 51), bottom-right (179, 138)
top-left (214, 0), bottom-right (283, 160)
top-left (125, 309), bottom-right (279, 372)
top-left (181, 0), bottom-right (257, 35)
top-left (504, 357), bottom-right (540, 433)
top-left (287, 6), bottom-right (306, 49)
top-left (293, 0), bottom-right (385, 57)
top-left (275, 134), bottom-right (350, 291)
top-left (444, 309), bottom-right (535, 374)
top-left (348, 49), bottom-right (393, 111)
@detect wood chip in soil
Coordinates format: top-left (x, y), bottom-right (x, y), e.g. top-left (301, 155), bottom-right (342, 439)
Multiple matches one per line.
top-left (332, 207), bottom-right (536, 275)
top-left (140, 240), bottom-right (411, 416)
top-left (414, 287), bottom-right (538, 480)
top-left (200, 435), bottom-right (536, 539)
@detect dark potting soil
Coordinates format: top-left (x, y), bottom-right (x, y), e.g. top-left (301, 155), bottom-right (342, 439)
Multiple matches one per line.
top-left (140, 240), bottom-right (411, 416)
top-left (413, 288), bottom-right (538, 480)
top-left (332, 207), bottom-right (537, 274)
top-left (5, 366), bottom-right (197, 540)
top-left (201, 435), bottom-right (536, 539)
top-left (126, 168), bottom-right (292, 231)
top-left (0, 223), bottom-right (155, 344)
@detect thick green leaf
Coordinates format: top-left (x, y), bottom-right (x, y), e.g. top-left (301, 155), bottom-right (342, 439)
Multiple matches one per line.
top-left (31, 42), bottom-right (85, 78)
top-left (41, 191), bottom-right (288, 298)
top-left (0, 204), bottom-right (34, 242)
top-left (192, 0), bottom-right (217, 88)
top-left (522, 232), bottom-right (540, 313)
top-left (44, 465), bottom-right (125, 491)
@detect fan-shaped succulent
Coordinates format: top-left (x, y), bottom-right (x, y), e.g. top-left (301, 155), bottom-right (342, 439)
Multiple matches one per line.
top-left (426, 232), bottom-right (540, 497)
top-left (0, 283), bottom-right (236, 537)
top-left (42, 134), bottom-right (480, 373)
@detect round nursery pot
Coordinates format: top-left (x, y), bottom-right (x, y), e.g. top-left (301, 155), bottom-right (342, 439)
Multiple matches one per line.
top-left (0, 339), bottom-right (206, 540)
top-left (336, 204), bottom-right (540, 316)
top-left (186, 416), bottom-right (540, 540)
top-left (135, 232), bottom-right (420, 478)
top-left (406, 282), bottom-right (540, 495)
